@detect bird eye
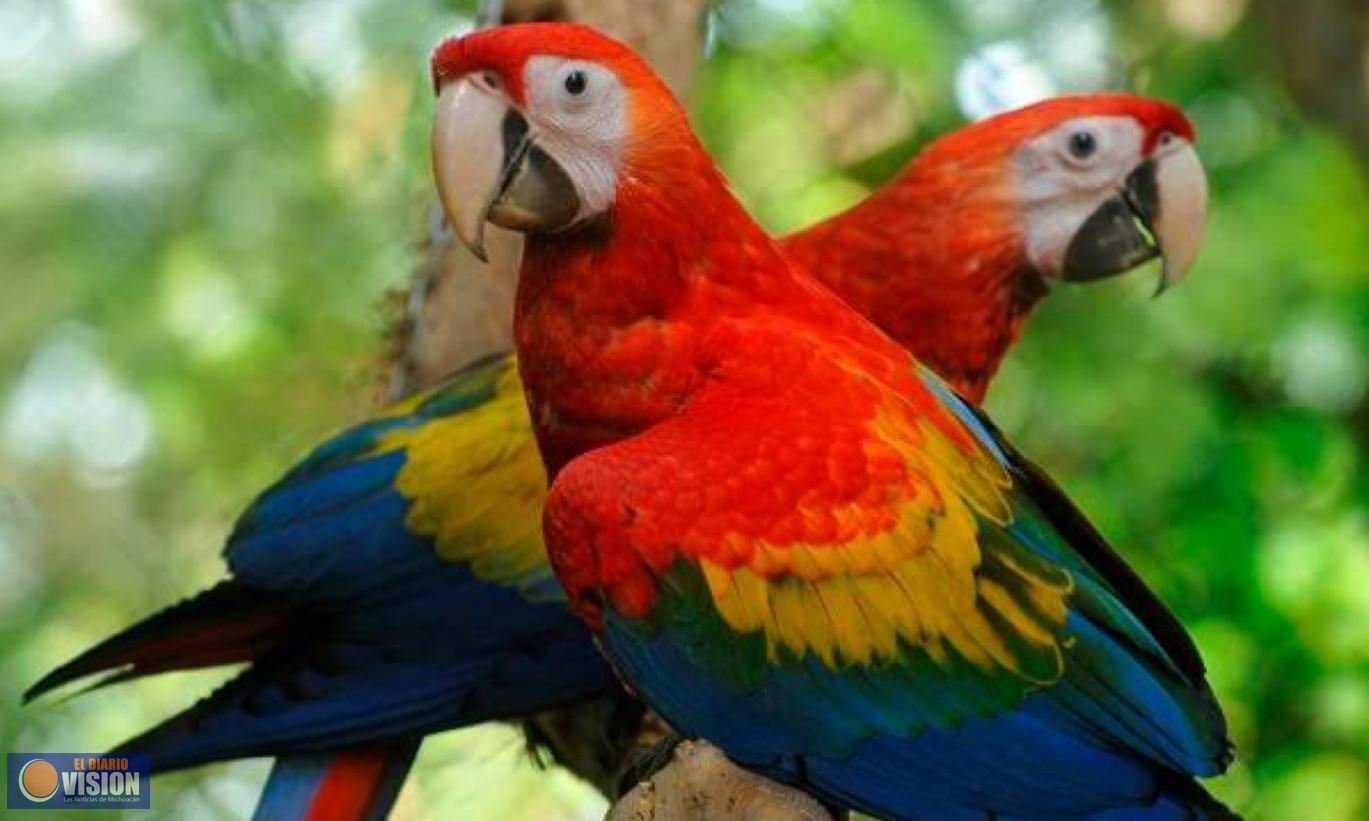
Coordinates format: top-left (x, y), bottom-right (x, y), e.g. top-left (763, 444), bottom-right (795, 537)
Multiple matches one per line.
top-left (564, 69), bottom-right (588, 96)
top-left (1067, 129), bottom-right (1098, 160)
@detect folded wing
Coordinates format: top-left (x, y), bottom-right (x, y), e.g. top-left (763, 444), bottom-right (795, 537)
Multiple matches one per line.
top-left (545, 347), bottom-right (1230, 820)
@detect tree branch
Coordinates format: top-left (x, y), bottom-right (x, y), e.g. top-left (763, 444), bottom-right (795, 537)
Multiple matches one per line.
top-left (607, 741), bottom-right (834, 821)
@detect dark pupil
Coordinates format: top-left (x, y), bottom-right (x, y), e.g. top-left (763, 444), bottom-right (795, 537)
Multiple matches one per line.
top-left (1069, 130), bottom-right (1097, 159)
top-left (564, 70), bottom-right (587, 96)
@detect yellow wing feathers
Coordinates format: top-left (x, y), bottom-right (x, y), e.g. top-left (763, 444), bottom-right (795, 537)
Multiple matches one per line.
top-left (382, 364), bottom-right (552, 586)
top-left (699, 401), bottom-right (1070, 681)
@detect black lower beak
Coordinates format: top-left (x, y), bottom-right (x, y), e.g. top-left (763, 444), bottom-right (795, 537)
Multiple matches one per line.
top-left (1060, 160), bottom-right (1161, 283)
top-left (488, 110), bottom-right (580, 233)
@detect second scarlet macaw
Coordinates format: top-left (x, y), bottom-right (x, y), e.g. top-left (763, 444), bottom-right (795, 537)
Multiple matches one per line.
top-left (430, 23), bottom-right (1229, 820)
top-left (28, 32), bottom-right (1208, 821)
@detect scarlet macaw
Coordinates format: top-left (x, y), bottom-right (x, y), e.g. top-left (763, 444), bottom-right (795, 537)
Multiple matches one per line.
top-left (28, 37), bottom-right (1208, 821)
top-left (429, 22), bottom-right (1229, 820)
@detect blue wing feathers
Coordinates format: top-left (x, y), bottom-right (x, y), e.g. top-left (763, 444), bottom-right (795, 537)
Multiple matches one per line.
top-left (603, 611), bottom-right (1200, 820)
top-left (229, 480), bottom-right (433, 603)
top-left (231, 450), bottom-right (408, 551)
top-left (604, 609), bottom-right (1233, 820)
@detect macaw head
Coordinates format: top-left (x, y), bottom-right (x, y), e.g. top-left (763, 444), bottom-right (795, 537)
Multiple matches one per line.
top-left (942, 94), bottom-right (1207, 294)
top-left (429, 23), bottom-right (702, 262)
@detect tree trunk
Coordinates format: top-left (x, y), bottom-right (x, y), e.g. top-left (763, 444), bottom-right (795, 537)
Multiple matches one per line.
top-left (1252, 0), bottom-right (1369, 172)
top-left (383, 2), bottom-right (824, 819)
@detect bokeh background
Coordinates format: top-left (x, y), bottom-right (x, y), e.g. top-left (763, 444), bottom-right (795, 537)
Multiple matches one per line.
top-left (3, 0), bottom-right (1368, 818)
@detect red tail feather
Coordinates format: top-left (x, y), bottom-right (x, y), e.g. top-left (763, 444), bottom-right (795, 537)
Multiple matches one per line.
top-left (25, 581), bottom-right (296, 702)
top-left (252, 743), bottom-right (420, 821)
top-left (305, 751), bottom-right (403, 821)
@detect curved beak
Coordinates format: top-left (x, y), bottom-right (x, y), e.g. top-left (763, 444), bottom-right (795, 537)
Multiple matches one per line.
top-left (431, 77), bottom-right (580, 262)
top-left (1061, 141), bottom-right (1208, 296)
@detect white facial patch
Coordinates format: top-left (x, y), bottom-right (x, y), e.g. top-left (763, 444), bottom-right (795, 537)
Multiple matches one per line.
top-left (522, 56), bottom-right (628, 224)
top-left (1014, 116), bottom-right (1147, 277)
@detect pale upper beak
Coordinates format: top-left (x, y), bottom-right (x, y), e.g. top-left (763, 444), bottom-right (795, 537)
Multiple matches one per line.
top-left (431, 76), bottom-right (580, 262)
top-left (1061, 139), bottom-right (1208, 295)
top-left (1150, 141), bottom-right (1207, 293)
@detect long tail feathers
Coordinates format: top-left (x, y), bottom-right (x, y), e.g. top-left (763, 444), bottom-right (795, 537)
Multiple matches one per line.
top-left (25, 581), bottom-right (296, 703)
top-left (252, 741), bottom-right (421, 821)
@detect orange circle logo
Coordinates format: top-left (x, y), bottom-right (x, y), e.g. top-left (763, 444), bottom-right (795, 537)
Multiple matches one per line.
top-left (18, 759), bottom-right (59, 802)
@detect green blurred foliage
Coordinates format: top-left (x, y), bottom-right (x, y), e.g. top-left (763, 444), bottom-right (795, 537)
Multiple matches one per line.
top-left (2, 0), bottom-right (1367, 818)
